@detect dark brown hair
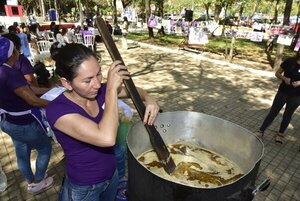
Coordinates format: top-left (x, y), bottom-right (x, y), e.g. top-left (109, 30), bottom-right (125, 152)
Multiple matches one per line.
top-left (54, 43), bottom-right (97, 81)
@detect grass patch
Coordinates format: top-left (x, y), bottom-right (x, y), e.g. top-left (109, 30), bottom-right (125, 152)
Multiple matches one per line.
top-left (127, 32), bottom-right (295, 69)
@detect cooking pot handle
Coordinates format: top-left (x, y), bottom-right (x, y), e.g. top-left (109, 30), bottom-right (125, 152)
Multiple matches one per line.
top-left (252, 178), bottom-right (271, 197)
top-left (226, 178), bottom-right (270, 201)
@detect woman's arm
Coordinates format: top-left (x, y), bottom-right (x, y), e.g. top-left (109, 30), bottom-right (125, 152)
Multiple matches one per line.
top-left (30, 86), bottom-right (51, 95)
top-left (14, 85), bottom-right (49, 108)
top-left (118, 86), bottom-right (159, 125)
top-left (53, 61), bottom-right (130, 147)
top-left (275, 67), bottom-right (290, 85)
top-left (24, 73), bottom-right (39, 87)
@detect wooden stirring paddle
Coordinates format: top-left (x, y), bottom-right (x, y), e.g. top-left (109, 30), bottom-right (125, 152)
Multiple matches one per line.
top-left (95, 17), bottom-right (176, 174)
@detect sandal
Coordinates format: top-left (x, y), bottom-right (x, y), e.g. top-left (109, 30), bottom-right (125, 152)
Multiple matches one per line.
top-left (275, 134), bottom-right (284, 144)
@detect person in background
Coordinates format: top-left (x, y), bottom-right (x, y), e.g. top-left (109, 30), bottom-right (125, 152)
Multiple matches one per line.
top-left (106, 20), bottom-right (113, 35)
top-left (46, 43), bottom-right (159, 201)
top-left (0, 25), bottom-right (8, 35)
top-left (28, 24), bottom-right (41, 55)
top-left (74, 25), bottom-right (82, 34)
top-left (68, 25), bottom-right (76, 43)
top-left (18, 27), bottom-right (31, 59)
top-left (50, 21), bottom-right (56, 33)
top-left (93, 11), bottom-right (101, 22)
top-left (53, 25), bottom-right (61, 40)
top-left (29, 23), bottom-right (42, 40)
top-left (20, 22), bottom-right (26, 30)
top-left (27, 14), bottom-right (37, 25)
top-left (81, 25), bottom-right (93, 37)
top-left (13, 22), bottom-right (20, 33)
top-left (122, 17), bottom-right (129, 35)
top-left (86, 13), bottom-right (94, 28)
top-left (54, 25), bottom-right (66, 46)
top-left (122, 17), bottom-right (129, 49)
top-left (8, 25), bottom-right (17, 34)
top-left (21, 25), bottom-right (31, 43)
top-left (0, 37), bottom-right (53, 195)
top-left (2, 33), bottom-right (39, 87)
top-left (61, 27), bottom-right (73, 44)
top-left (257, 51), bottom-right (300, 144)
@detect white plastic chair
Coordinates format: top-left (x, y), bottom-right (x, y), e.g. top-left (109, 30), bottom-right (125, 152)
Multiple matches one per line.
top-left (36, 40), bottom-right (51, 54)
top-left (83, 34), bottom-right (95, 50)
top-left (35, 40), bottom-right (51, 61)
top-left (75, 33), bottom-right (83, 44)
top-left (45, 32), bottom-right (56, 43)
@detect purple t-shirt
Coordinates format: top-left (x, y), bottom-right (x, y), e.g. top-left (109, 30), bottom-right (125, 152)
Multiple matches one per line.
top-left (13, 54), bottom-right (34, 76)
top-left (82, 29), bottom-right (93, 37)
top-left (0, 64), bottom-right (35, 124)
top-left (46, 84), bottom-right (116, 185)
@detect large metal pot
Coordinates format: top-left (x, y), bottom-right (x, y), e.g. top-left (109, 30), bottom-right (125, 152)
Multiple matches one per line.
top-left (127, 111), bottom-right (265, 201)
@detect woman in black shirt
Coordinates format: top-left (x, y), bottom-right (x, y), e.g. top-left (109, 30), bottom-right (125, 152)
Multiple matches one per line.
top-left (257, 51), bottom-right (300, 143)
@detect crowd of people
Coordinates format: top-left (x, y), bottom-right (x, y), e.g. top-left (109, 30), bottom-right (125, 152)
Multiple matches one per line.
top-left (0, 20), bottom-right (111, 61)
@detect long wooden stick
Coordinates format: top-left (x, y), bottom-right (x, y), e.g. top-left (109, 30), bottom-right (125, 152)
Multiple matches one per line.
top-left (95, 17), bottom-right (176, 174)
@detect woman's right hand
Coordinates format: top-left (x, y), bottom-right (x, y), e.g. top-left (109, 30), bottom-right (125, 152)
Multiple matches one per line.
top-left (106, 60), bottom-right (130, 91)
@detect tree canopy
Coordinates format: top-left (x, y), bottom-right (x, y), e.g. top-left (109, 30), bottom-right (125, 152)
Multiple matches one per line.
top-left (19, 0), bottom-right (299, 21)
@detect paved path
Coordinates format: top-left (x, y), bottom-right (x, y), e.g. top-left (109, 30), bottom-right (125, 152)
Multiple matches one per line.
top-left (0, 41), bottom-right (300, 201)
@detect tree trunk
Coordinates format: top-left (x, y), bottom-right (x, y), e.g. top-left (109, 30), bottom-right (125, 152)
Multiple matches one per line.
top-left (113, 0), bottom-right (118, 26)
top-left (273, 0), bottom-right (280, 24)
top-left (39, 0), bottom-right (45, 20)
top-left (273, 0), bottom-right (293, 71)
top-left (238, 5), bottom-right (244, 20)
top-left (274, 45), bottom-right (284, 69)
top-left (249, 0), bottom-right (258, 19)
top-left (204, 3), bottom-right (210, 21)
top-left (157, 0), bottom-right (163, 17)
top-left (213, 4), bottom-right (222, 22)
top-left (55, 0), bottom-right (60, 22)
top-left (78, 0), bottom-right (84, 25)
top-left (228, 36), bottom-right (236, 62)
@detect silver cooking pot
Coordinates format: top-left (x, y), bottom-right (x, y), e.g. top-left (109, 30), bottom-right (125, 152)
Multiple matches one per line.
top-left (126, 111), bottom-right (267, 201)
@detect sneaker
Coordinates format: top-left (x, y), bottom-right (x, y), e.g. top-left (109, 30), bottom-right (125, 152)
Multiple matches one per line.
top-left (28, 176), bottom-right (54, 195)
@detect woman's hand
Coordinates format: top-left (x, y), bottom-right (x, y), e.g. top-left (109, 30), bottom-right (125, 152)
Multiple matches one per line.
top-left (291, 81), bottom-right (300, 88)
top-left (284, 77), bottom-right (291, 85)
top-left (106, 60), bottom-right (130, 91)
top-left (143, 96), bottom-right (160, 126)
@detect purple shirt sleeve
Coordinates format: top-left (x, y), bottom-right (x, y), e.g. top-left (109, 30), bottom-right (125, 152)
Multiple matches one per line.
top-left (13, 55), bottom-right (34, 75)
top-left (6, 66), bottom-right (28, 91)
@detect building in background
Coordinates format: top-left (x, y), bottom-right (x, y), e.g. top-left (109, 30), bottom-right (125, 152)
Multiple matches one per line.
top-left (0, 0), bottom-right (25, 28)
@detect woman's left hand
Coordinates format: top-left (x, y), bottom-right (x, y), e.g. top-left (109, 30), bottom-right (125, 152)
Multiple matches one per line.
top-left (291, 81), bottom-right (300, 88)
top-left (143, 97), bottom-right (160, 126)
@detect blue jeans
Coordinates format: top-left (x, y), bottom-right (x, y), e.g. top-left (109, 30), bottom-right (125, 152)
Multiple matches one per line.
top-left (0, 120), bottom-right (52, 182)
top-left (59, 170), bottom-right (119, 201)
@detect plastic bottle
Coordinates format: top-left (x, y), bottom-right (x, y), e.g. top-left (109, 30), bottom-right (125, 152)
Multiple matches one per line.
top-left (0, 165), bottom-right (7, 193)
